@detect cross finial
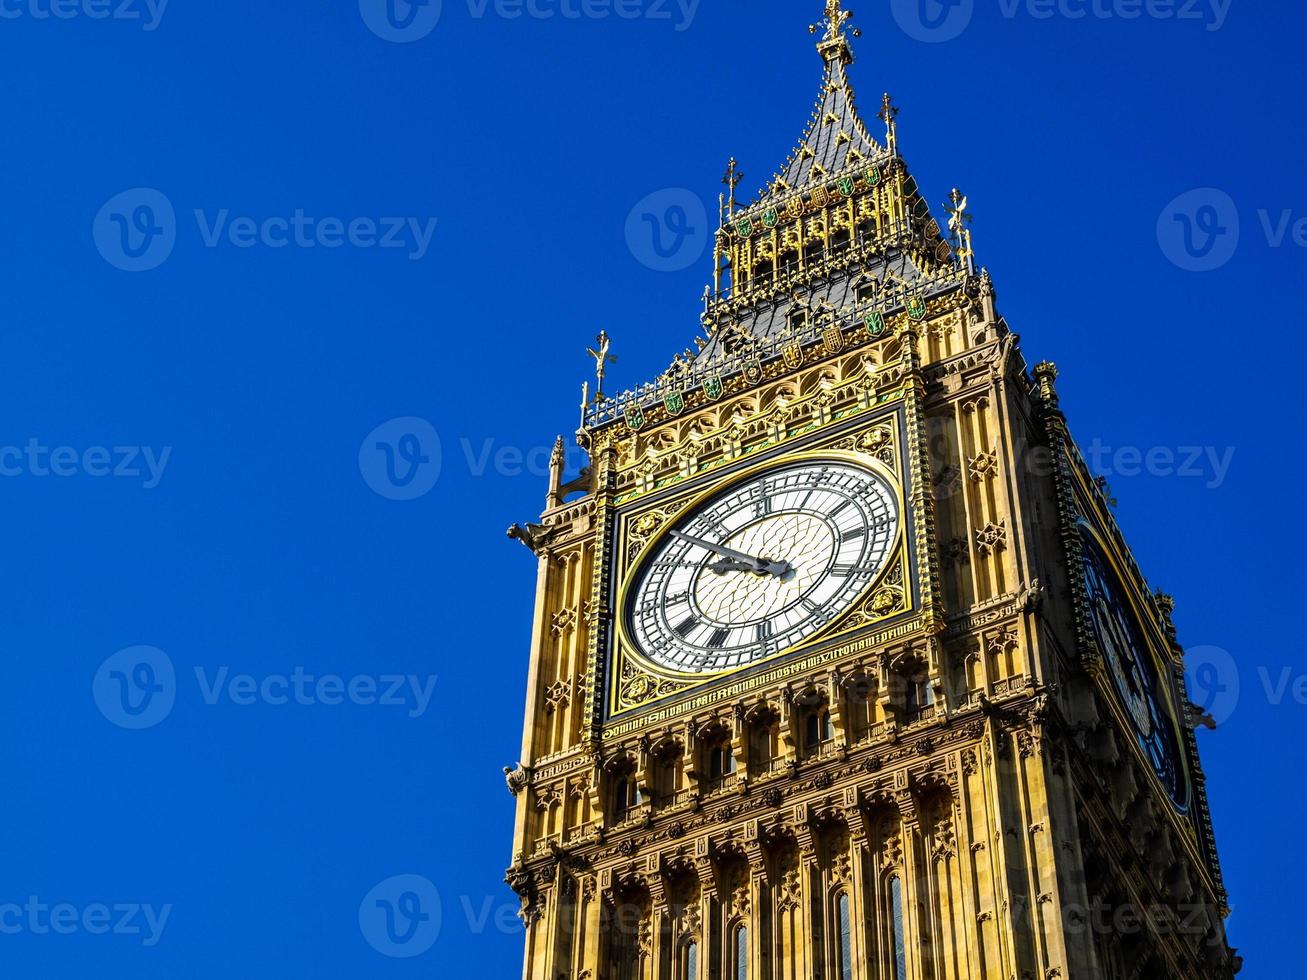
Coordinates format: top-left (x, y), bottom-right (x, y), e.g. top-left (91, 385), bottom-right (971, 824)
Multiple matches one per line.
top-left (811, 0), bottom-right (858, 42)
top-left (722, 158), bottom-right (744, 215)
top-left (586, 331), bottom-right (616, 402)
top-left (945, 187), bottom-right (975, 271)
top-left (879, 92), bottom-right (900, 154)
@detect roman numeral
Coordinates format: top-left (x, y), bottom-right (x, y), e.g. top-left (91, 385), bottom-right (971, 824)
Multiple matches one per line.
top-left (709, 628), bottom-right (730, 648)
top-left (675, 616), bottom-right (697, 638)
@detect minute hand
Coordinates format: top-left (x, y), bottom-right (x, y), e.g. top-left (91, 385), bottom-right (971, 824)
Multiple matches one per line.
top-left (669, 530), bottom-right (791, 578)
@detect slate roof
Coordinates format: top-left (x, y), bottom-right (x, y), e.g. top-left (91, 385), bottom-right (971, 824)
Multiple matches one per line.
top-left (694, 251), bottom-right (926, 362)
top-left (761, 56), bottom-right (886, 202)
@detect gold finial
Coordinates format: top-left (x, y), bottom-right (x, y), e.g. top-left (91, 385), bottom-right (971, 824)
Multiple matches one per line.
top-left (722, 158), bottom-right (744, 216)
top-left (945, 188), bottom-right (974, 271)
top-left (879, 92), bottom-right (900, 154)
top-left (810, 0), bottom-right (859, 44)
top-left (586, 331), bottom-right (616, 402)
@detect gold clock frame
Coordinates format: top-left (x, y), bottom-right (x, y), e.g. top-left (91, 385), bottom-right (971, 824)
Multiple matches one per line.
top-left (604, 408), bottom-right (921, 721)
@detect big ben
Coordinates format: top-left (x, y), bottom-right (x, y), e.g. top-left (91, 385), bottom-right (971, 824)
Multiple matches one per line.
top-left (504, 3), bottom-right (1237, 977)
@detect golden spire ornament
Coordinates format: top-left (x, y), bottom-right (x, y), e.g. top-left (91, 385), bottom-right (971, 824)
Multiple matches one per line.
top-left (879, 92), bottom-right (900, 154)
top-left (722, 158), bottom-right (744, 216)
top-left (810, 0), bottom-right (859, 42)
top-left (945, 187), bottom-right (975, 271)
top-left (586, 331), bottom-right (616, 402)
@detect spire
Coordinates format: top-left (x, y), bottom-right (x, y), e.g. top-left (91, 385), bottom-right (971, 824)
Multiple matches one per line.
top-left (879, 92), bottom-right (900, 155)
top-left (761, 2), bottom-right (882, 203)
top-left (809, 0), bottom-right (861, 64)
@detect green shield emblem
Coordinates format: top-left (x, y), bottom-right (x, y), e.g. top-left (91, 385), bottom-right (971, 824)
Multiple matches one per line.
top-left (838, 176), bottom-right (855, 197)
top-left (744, 359), bottom-right (763, 384)
top-left (704, 375), bottom-right (724, 399)
top-left (906, 297), bottom-right (927, 321)
top-left (867, 166), bottom-right (882, 187)
top-left (736, 218), bottom-right (753, 237)
top-left (625, 405), bottom-right (646, 431)
top-left (664, 390), bottom-right (685, 416)
top-left (864, 311), bottom-right (886, 336)
top-left (763, 208), bottom-right (779, 228)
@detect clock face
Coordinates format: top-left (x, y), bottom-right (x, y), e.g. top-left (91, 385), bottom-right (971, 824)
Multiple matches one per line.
top-left (1080, 527), bottom-right (1187, 809)
top-left (625, 459), bottom-right (900, 675)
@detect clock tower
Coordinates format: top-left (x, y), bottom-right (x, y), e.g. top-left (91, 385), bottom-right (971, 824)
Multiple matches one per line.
top-left (505, 5), bottom-right (1238, 978)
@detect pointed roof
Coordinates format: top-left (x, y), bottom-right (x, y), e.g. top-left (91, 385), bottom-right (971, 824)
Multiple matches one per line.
top-left (758, 2), bottom-right (885, 203)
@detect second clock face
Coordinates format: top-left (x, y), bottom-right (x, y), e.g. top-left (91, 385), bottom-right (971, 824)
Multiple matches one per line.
top-left (1080, 526), bottom-right (1187, 808)
top-left (626, 459), bottom-right (900, 674)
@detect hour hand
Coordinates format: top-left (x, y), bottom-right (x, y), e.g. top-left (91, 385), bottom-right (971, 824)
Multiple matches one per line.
top-left (670, 530), bottom-right (792, 579)
top-left (708, 557), bottom-right (756, 576)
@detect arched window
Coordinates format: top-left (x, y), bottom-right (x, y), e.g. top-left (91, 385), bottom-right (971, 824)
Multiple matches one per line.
top-left (683, 939), bottom-right (699, 980)
top-left (835, 893), bottom-right (854, 980)
top-left (747, 709), bottom-right (780, 776)
top-left (612, 775), bottom-right (641, 823)
top-left (805, 709), bottom-right (834, 752)
top-left (709, 743), bottom-right (736, 780)
top-left (905, 674), bottom-right (935, 719)
top-left (733, 924), bottom-right (749, 980)
top-left (889, 876), bottom-right (908, 980)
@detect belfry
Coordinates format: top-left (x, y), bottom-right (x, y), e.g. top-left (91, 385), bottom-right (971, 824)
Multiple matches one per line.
top-left (505, 4), bottom-right (1237, 977)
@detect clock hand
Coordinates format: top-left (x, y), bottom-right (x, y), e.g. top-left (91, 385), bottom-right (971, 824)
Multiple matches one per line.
top-left (708, 557), bottom-right (757, 575)
top-left (670, 530), bottom-right (793, 578)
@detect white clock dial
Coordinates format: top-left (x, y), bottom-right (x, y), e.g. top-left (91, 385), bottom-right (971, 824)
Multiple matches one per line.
top-left (626, 459), bottom-right (900, 674)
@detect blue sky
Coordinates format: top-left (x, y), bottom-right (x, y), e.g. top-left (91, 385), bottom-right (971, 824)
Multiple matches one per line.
top-left (0, 0), bottom-right (1301, 975)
